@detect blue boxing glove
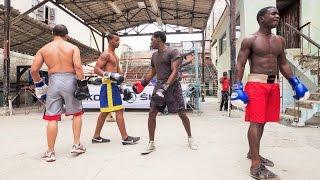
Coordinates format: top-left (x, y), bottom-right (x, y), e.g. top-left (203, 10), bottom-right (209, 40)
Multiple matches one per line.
top-left (231, 82), bottom-right (248, 108)
top-left (288, 76), bottom-right (310, 101)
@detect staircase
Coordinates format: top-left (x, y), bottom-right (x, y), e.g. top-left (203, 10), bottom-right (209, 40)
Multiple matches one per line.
top-left (280, 23), bottom-right (320, 127)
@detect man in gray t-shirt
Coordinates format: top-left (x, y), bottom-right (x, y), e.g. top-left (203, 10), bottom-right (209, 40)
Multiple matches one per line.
top-left (132, 31), bottom-right (198, 155)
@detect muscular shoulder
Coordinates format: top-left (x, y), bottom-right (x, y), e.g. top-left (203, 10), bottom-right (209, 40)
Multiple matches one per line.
top-left (243, 35), bottom-right (257, 44)
top-left (64, 41), bottom-right (79, 50)
top-left (99, 51), bottom-right (111, 61)
top-left (274, 34), bottom-right (285, 43)
top-left (167, 47), bottom-right (180, 59)
top-left (240, 35), bottom-right (256, 49)
top-left (167, 47), bottom-right (179, 54)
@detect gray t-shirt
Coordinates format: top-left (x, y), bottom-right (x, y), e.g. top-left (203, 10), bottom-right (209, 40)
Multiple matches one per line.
top-left (151, 47), bottom-right (181, 81)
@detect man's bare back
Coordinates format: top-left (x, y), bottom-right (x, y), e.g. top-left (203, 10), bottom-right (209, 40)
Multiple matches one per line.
top-left (245, 32), bottom-right (285, 75)
top-left (40, 39), bottom-right (78, 74)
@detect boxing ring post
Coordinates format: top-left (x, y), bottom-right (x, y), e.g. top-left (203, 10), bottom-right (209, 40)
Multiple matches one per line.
top-left (194, 48), bottom-right (201, 112)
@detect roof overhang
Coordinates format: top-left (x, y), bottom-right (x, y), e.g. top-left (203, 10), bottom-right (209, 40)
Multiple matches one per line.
top-left (0, 5), bottom-right (100, 62)
top-left (51, 0), bottom-right (215, 35)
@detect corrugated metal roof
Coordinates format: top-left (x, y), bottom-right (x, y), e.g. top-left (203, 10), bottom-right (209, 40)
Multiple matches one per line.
top-left (0, 5), bottom-right (100, 62)
top-left (56, 0), bottom-right (215, 33)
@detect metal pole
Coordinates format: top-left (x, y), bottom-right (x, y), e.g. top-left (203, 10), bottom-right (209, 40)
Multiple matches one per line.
top-left (194, 48), bottom-right (200, 112)
top-left (201, 32), bottom-right (205, 83)
top-left (3, 0), bottom-right (11, 109)
top-left (90, 30), bottom-right (100, 52)
top-left (102, 33), bottom-right (105, 52)
top-left (317, 48), bottom-right (320, 87)
top-left (201, 31), bottom-right (206, 102)
top-left (229, 0), bottom-right (237, 84)
top-left (227, 0), bottom-right (236, 117)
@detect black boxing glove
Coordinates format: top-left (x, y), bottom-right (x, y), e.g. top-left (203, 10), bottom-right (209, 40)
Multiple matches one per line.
top-left (74, 79), bottom-right (90, 100)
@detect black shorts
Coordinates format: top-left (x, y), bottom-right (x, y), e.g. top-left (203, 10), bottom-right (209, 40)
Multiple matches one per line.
top-left (150, 81), bottom-right (185, 113)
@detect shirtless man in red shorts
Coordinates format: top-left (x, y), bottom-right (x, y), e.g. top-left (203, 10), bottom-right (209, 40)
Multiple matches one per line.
top-left (231, 7), bottom-right (309, 179)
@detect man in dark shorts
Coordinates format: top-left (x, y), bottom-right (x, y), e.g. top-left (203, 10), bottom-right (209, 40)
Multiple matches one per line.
top-left (231, 7), bottom-right (309, 179)
top-left (132, 31), bottom-right (197, 154)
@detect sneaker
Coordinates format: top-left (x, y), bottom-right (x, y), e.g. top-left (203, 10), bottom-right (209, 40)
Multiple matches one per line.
top-left (188, 137), bottom-right (198, 150)
top-left (71, 144), bottom-right (86, 154)
top-left (92, 136), bottom-right (111, 143)
top-left (41, 151), bottom-right (56, 162)
top-left (250, 164), bottom-right (278, 179)
top-left (141, 141), bottom-right (156, 155)
top-left (247, 153), bottom-right (274, 167)
top-left (122, 136), bottom-right (140, 145)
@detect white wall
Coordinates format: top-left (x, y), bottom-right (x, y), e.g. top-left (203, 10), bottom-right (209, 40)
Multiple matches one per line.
top-left (300, 0), bottom-right (320, 53)
top-left (0, 0), bottom-right (102, 51)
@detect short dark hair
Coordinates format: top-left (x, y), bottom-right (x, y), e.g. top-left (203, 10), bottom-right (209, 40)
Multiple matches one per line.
top-left (256, 6), bottom-right (276, 23)
top-left (106, 32), bottom-right (119, 42)
top-left (223, 72), bottom-right (227, 76)
top-left (153, 31), bottom-right (166, 43)
top-left (52, 24), bottom-right (68, 36)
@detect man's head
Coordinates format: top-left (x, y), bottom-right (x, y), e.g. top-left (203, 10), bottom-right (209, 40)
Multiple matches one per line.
top-left (107, 32), bottom-right (120, 48)
top-left (256, 6), bottom-right (280, 28)
top-left (52, 24), bottom-right (68, 39)
top-left (223, 72), bottom-right (227, 77)
top-left (151, 31), bottom-right (166, 49)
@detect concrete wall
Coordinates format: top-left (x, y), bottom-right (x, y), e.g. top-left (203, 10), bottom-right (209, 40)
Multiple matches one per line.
top-left (0, 49), bottom-right (35, 83)
top-left (211, 0), bottom-right (276, 79)
top-left (300, 0), bottom-right (320, 53)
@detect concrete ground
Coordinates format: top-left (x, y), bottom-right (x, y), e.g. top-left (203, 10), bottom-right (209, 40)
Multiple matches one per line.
top-left (0, 97), bottom-right (320, 180)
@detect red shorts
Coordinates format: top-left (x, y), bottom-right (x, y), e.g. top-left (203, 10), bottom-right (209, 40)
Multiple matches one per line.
top-left (245, 82), bottom-right (280, 124)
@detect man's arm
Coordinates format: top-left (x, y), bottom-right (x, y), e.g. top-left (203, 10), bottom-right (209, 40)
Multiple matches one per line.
top-left (219, 77), bottom-right (223, 84)
top-left (30, 50), bottom-right (44, 82)
top-left (278, 37), bottom-right (293, 79)
top-left (143, 67), bottom-right (156, 84)
top-left (117, 59), bottom-right (123, 74)
top-left (235, 37), bottom-right (252, 82)
top-left (94, 52), bottom-right (109, 76)
top-left (166, 59), bottom-right (180, 86)
top-left (132, 66), bottom-right (155, 94)
top-left (73, 46), bottom-right (84, 80)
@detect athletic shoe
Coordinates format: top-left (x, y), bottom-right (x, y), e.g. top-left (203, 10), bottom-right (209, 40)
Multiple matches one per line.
top-left (250, 164), bottom-right (278, 179)
top-left (71, 144), bottom-right (86, 154)
top-left (92, 136), bottom-right (111, 143)
top-left (41, 151), bottom-right (56, 162)
top-left (122, 136), bottom-right (140, 145)
top-left (141, 141), bottom-right (156, 155)
top-left (188, 137), bottom-right (198, 150)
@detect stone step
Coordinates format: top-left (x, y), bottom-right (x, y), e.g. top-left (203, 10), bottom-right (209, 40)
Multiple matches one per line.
top-left (280, 114), bottom-right (298, 126)
top-left (285, 107), bottom-right (301, 117)
top-left (310, 69), bottom-right (319, 75)
top-left (295, 101), bottom-right (314, 109)
top-left (309, 93), bottom-right (320, 101)
top-left (305, 113), bottom-right (320, 126)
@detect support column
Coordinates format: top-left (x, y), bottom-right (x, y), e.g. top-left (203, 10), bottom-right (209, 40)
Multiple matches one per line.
top-left (1, 0), bottom-right (11, 116)
top-left (228, 0), bottom-right (236, 116)
top-left (102, 33), bottom-right (105, 52)
top-left (201, 31), bottom-right (205, 102)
